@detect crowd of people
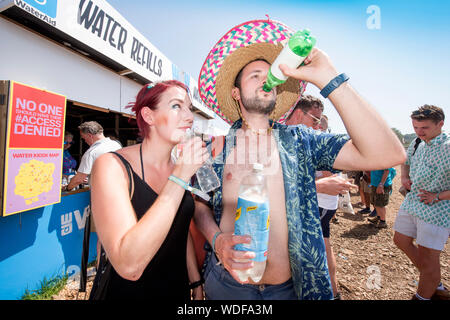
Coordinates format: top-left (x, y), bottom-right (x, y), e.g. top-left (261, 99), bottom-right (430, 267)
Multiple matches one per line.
top-left (76, 19), bottom-right (448, 301)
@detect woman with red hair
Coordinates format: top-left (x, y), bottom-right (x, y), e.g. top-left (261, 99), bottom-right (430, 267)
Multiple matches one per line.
top-left (89, 80), bottom-right (207, 300)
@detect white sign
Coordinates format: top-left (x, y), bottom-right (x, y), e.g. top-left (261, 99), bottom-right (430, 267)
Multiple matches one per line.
top-left (0, 0), bottom-right (173, 83)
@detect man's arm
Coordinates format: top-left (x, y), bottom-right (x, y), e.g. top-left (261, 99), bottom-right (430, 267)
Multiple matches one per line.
top-left (315, 174), bottom-right (357, 195)
top-left (376, 169), bottom-right (390, 194)
top-left (193, 200), bottom-right (254, 283)
top-left (401, 164), bottom-right (412, 190)
top-left (418, 189), bottom-right (450, 204)
top-left (66, 171), bottom-right (88, 191)
top-left (280, 49), bottom-right (406, 171)
top-left (186, 232), bottom-right (203, 300)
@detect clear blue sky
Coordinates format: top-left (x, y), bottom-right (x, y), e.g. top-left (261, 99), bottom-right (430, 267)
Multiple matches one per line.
top-left (107, 0), bottom-right (449, 135)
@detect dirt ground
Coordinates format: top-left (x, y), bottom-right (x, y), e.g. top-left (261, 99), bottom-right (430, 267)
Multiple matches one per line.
top-left (54, 165), bottom-right (449, 300)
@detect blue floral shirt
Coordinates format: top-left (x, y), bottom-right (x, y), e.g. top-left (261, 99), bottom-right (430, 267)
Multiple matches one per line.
top-left (204, 119), bottom-right (349, 300)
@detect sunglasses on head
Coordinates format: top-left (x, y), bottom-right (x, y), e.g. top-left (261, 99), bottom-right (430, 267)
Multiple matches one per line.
top-left (412, 109), bottom-right (432, 116)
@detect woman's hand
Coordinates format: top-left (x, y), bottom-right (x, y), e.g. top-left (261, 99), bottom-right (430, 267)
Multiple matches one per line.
top-left (174, 136), bottom-right (208, 181)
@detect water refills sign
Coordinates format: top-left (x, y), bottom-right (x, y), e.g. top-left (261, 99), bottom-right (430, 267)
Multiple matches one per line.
top-left (0, 0), bottom-right (174, 83)
top-left (234, 197), bottom-right (270, 262)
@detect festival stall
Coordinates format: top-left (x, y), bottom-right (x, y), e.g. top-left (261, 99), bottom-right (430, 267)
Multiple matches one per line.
top-left (0, 0), bottom-right (227, 299)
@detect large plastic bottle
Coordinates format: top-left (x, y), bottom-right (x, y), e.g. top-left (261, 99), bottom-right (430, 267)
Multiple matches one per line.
top-left (263, 29), bottom-right (316, 92)
top-left (234, 163), bottom-right (270, 282)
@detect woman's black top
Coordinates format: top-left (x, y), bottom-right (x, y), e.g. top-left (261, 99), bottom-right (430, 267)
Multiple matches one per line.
top-left (99, 149), bottom-right (194, 300)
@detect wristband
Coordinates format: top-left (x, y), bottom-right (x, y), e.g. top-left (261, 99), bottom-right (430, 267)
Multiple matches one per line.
top-left (320, 73), bottom-right (349, 98)
top-left (189, 278), bottom-right (204, 289)
top-left (211, 231), bottom-right (222, 253)
top-left (168, 175), bottom-right (210, 201)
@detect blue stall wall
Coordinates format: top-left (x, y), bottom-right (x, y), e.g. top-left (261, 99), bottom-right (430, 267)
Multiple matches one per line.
top-left (0, 191), bottom-right (97, 300)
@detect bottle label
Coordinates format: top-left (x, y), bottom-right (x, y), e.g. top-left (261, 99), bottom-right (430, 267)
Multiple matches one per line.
top-left (234, 197), bottom-right (270, 262)
top-left (270, 45), bottom-right (306, 81)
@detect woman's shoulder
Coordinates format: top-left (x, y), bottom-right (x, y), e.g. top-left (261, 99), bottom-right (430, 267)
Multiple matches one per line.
top-left (94, 145), bottom-right (138, 173)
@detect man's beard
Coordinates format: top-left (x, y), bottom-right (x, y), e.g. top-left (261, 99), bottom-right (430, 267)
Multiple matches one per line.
top-left (241, 90), bottom-right (276, 115)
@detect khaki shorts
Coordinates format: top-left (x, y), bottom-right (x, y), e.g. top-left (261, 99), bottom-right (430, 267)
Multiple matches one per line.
top-left (370, 185), bottom-right (392, 207)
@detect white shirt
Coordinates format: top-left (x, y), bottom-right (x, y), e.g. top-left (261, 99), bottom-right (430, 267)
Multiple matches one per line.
top-left (315, 171), bottom-right (339, 210)
top-left (78, 137), bottom-right (122, 175)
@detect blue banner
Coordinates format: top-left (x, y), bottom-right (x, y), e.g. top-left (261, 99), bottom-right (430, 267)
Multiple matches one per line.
top-left (0, 191), bottom-right (97, 299)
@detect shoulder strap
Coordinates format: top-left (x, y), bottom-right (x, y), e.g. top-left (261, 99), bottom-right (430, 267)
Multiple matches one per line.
top-left (110, 151), bottom-right (134, 198)
top-left (79, 151), bottom-right (134, 294)
top-left (412, 137), bottom-right (421, 156)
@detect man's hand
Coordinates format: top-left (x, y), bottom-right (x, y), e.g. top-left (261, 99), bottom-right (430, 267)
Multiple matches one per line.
top-left (214, 232), bottom-right (255, 283)
top-left (316, 174), bottom-right (358, 196)
top-left (376, 184), bottom-right (385, 194)
top-left (279, 48), bottom-right (339, 90)
top-left (418, 189), bottom-right (439, 205)
top-left (401, 176), bottom-right (412, 191)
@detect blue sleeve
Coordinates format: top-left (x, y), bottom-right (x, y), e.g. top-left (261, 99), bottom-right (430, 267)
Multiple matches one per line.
top-left (308, 129), bottom-right (350, 172)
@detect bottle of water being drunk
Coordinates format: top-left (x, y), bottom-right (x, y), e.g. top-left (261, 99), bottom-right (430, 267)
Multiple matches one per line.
top-left (185, 129), bottom-right (220, 193)
top-left (263, 29), bottom-right (316, 92)
top-left (234, 163), bottom-right (270, 283)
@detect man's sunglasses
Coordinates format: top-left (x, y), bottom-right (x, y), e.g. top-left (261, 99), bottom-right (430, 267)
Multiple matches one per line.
top-left (304, 112), bottom-right (322, 125)
top-left (64, 141), bottom-right (74, 145)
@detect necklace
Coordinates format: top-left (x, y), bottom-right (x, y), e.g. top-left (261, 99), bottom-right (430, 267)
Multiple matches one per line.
top-left (235, 100), bottom-right (276, 136)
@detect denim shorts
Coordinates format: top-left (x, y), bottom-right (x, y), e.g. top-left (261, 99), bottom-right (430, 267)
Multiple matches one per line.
top-left (203, 254), bottom-right (298, 300)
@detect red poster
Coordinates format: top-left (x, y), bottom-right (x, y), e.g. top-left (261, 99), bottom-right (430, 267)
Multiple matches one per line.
top-left (8, 82), bottom-right (66, 149)
top-left (2, 81), bottom-right (67, 216)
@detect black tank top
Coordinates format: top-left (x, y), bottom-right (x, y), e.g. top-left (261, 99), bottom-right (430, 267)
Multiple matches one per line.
top-left (103, 147), bottom-right (194, 300)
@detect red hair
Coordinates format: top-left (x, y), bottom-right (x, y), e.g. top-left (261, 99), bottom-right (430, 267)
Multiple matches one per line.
top-left (127, 80), bottom-right (189, 138)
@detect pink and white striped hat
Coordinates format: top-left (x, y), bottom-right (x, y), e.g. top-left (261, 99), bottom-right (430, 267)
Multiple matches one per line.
top-left (198, 18), bottom-right (307, 124)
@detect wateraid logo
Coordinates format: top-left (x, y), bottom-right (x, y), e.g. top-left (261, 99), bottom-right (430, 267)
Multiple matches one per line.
top-left (21, 0), bottom-right (57, 18)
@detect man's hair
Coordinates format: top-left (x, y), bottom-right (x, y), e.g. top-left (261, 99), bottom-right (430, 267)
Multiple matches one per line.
top-left (234, 59), bottom-right (270, 90)
top-left (410, 105), bottom-right (445, 124)
top-left (287, 95), bottom-right (324, 120)
top-left (78, 121), bottom-right (104, 135)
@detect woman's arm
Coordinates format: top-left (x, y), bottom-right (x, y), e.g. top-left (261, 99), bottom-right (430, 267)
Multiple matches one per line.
top-left (91, 138), bottom-right (207, 281)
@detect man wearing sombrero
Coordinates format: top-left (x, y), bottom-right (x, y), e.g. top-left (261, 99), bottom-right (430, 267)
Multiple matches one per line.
top-left (194, 19), bottom-right (406, 300)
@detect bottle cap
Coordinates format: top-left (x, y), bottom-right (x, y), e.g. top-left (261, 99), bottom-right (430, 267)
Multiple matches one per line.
top-left (253, 163), bottom-right (264, 171)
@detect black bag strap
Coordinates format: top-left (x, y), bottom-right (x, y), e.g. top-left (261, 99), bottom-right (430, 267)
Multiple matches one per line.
top-left (79, 152), bottom-right (134, 293)
top-left (412, 137), bottom-right (422, 156)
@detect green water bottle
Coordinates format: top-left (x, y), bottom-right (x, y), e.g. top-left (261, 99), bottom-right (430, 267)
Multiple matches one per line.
top-left (263, 29), bottom-right (316, 92)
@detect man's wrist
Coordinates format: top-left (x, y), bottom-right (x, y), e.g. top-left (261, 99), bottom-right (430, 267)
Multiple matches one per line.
top-left (316, 68), bottom-right (340, 90)
top-left (320, 73), bottom-right (350, 98)
top-left (434, 192), bottom-right (441, 203)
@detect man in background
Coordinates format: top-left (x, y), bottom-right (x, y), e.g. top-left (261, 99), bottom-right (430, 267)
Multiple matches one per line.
top-left (393, 105), bottom-right (449, 300)
top-left (65, 121), bottom-right (121, 191)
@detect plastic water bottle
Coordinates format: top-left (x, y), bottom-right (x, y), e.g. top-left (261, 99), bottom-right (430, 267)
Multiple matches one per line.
top-left (234, 163), bottom-right (270, 282)
top-left (185, 129), bottom-right (220, 193)
top-left (263, 29), bottom-right (316, 92)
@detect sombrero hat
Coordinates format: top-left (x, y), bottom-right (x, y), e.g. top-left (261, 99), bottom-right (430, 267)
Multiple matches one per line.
top-left (198, 18), bottom-right (307, 124)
